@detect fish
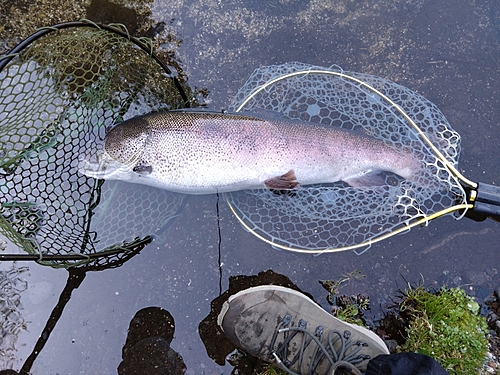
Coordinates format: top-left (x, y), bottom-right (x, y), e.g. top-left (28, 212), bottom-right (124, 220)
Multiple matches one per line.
top-left (79, 111), bottom-right (422, 194)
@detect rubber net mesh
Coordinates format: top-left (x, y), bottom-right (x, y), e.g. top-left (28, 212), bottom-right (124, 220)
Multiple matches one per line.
top-left (0, 263), bottom-right (27, 367)
top-left (226, 62), bottom-right (466, 253)
top-left (0, 24), bottom-right (188, 267)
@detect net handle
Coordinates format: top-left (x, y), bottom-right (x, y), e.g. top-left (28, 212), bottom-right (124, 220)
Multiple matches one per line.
top-left (0, 20), bottom-right (191, 106)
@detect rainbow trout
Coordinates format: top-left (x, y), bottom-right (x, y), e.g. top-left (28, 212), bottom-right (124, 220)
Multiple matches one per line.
top-left (79, 111), bottom-right (422, 194)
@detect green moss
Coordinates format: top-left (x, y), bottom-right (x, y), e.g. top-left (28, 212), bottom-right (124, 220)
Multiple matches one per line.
top-left (332, 303), bottom-right (365, 326)
top-left (400, 286), bottom-right (488, 374)
top-left (259, 363), bottom-right (289, 375)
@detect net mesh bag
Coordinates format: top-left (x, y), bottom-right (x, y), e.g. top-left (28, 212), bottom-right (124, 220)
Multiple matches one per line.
top-left (0, 22), bottom-right (190, 268)
top-left (226, 62), bottom-right (465, 253)
top-left (0, 263), bottom-right (27, 368)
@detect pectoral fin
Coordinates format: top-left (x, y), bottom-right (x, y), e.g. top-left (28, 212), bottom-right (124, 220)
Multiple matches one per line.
top-left (264, 170), bottom-right (300, 190)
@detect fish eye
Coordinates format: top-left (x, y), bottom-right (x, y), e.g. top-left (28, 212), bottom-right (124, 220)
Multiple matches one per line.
top-left (133, 165), bottom-right (153, 175)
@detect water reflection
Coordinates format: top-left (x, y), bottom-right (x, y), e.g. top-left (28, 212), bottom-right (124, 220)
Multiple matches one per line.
top-left (15, 237), bottom-right (150, 375)
top-left (119, 307), bottom-right (185, 375)
top-left (1, 215), bottom-right (499, 374)
top-left (1, 266), bottom-right (311, 374)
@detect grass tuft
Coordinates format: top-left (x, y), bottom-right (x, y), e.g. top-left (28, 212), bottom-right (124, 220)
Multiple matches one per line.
top-left (400, 286), bottom-right (488, 374)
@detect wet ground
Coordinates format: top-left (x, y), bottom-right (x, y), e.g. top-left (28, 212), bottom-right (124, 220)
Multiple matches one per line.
top-left (0, 0), bottom-right (499, 374)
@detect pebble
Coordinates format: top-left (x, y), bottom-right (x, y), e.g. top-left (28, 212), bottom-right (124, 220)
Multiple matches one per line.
top-left (483, 352), bottom-right (498, 374)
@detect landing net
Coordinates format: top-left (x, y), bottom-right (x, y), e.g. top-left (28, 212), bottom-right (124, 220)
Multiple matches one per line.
top-left (226, 62), bottom-right (467, 254)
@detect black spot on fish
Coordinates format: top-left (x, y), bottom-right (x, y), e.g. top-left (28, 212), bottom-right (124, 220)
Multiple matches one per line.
top-left (133, 165), bottom-right (153, 175)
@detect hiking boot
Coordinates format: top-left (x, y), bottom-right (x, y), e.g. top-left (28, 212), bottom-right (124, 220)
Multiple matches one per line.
top-left (217, 285), bottom-right (389, 375)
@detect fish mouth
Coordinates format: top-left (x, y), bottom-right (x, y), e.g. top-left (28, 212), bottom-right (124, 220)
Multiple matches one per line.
top-left (78, 151), bottom-right (138, 180)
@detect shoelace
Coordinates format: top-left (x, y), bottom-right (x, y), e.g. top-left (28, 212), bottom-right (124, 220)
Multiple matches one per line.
top-left (268, 314), bottom-right (371, 375)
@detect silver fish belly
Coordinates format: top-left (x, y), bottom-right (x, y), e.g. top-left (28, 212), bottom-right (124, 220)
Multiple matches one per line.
top-left (79, 111), bottom-right (421, 194)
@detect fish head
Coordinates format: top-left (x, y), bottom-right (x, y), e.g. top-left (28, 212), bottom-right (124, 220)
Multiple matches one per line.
top-left (78, 119), bottom-right (150, 181)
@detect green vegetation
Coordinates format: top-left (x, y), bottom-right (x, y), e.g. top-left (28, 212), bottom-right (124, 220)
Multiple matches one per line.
top-left (319, 269), bottom-right (368, 325)
top-left (332, 303), bottom-right (365, 326)
top-left (399, 286), bottom-right (488, 374)
top-left (260, 364), bottom-right (289, 375)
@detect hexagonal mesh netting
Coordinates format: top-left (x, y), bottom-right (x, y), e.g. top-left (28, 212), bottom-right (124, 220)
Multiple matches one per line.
top-left (0, 22), bottom-right (189, 268)
top-left (226, 62), bottom-right (467, 254)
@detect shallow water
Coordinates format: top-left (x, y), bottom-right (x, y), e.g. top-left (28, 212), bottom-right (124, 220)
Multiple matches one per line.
top-left (0, 0), bottom-right (499, 374)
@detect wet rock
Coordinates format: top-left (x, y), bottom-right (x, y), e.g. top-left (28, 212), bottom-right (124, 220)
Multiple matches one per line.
top-left (464, 270), bottom-right (490, 285)
top-left (486, 311), bottom-right (498, 329)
